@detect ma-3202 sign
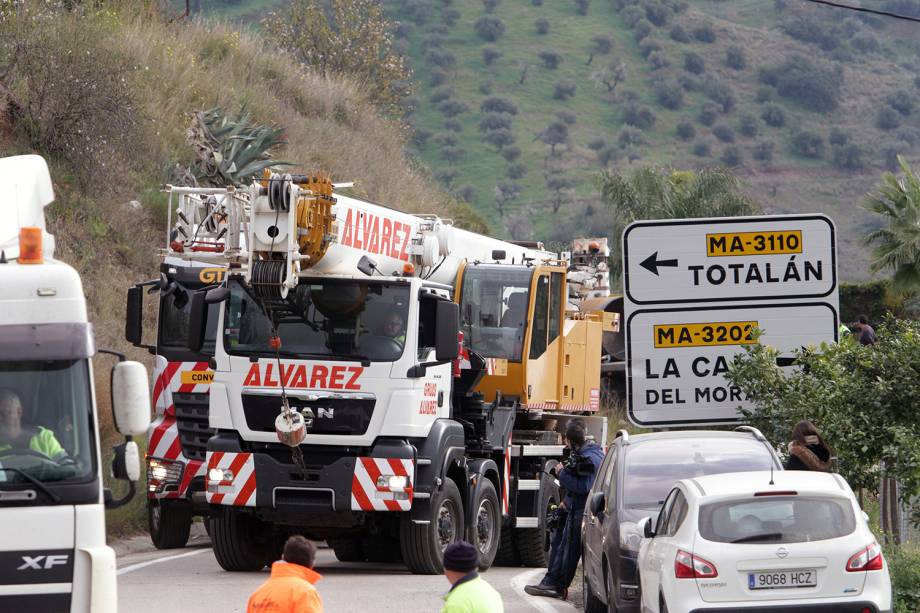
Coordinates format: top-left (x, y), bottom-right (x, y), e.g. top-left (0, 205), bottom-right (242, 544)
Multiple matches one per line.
top-left (622, 214), bottom-right (839, 426)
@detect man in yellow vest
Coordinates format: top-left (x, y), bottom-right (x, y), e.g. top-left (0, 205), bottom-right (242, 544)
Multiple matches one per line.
top-left (440, 541), bottom-right (503, 613)
top-left (0, 388), bottom-right (68, 461)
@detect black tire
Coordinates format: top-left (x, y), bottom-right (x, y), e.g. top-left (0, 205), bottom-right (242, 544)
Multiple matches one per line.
top-left (468, 480), bottom-right (501, 570)
top-left (400, 477), bottom-right (464, 574)
top-left (583, 551), bottom-right (606, 613)
top-left (516, 491), bottom-right (557, 567)
top-left (493, 521), bottom-right (520, 566)
top-left (148, 501), bottom-right (192, 550)
top-left (329, 538), bottom-right (366, 562)
top-left (209, 507), bottom-right (269, 572)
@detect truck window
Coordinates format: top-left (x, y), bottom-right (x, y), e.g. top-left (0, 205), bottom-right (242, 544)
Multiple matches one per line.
top-left (0, 359), bottom-right (95, 485)
top-left (225, 279), bottom-right (411, 362)
top-left (529, 275), bottom-right (549, 360)
top-left (159, 288), bottom-right (219, 353)
top-left (459, 267), bottom-right (533, 362)
top-left (549, 272), bottom-right (563, 346)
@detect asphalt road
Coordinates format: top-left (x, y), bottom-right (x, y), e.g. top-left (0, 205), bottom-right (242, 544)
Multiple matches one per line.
top-left (116, 528), bottom-right (581, 613)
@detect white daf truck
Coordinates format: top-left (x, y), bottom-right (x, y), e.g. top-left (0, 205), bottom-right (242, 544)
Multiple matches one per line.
top-left (0, 155), bottom-right (151, 612)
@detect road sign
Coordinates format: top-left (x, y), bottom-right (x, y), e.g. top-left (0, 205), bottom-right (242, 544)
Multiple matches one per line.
top-left (626, 302), bottom-right (838, 426)
top-left (623, 215), bottom-right (836, 305)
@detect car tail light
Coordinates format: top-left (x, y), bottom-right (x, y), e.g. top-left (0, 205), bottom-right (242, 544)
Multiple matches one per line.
top-left (846, 542), bottom-right (884, 572)
top-left (675, 549), bottom-right (718, 579)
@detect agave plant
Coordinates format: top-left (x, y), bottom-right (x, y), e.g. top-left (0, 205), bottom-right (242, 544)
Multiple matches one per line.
top-left (186, 107), bottom-right (290, 187)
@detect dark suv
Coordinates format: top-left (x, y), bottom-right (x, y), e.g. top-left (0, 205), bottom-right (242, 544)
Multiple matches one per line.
top-left (581, 427), bottom-right (782, 613)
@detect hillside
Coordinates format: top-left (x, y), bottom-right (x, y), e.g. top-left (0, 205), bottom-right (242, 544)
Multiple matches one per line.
top-left (384, 0), bottom-right (920, 280)
top-left (0, 1), bottom-right (461, 533)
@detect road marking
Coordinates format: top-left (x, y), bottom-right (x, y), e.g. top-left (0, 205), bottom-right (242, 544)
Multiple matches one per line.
top-left (117, 547), bottom-right (209, 576)
top-left (509, 568), bottom-right (579, 613)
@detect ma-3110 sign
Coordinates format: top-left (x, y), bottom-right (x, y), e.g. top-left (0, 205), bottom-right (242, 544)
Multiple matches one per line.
top-left (622, 214), bottom-right (839, 427)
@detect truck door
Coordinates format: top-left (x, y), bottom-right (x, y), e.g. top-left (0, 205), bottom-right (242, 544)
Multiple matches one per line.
top-left (524, 271), bottom-right (564, 407)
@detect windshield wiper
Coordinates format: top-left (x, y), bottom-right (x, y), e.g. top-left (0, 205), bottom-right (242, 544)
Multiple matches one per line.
top-left (730, 532), bottom-right (783, 544)
top-left (0, 467), bottom-right (62, 503)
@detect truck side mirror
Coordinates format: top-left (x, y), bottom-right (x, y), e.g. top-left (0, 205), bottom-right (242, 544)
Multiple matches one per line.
top-left (435, 300), bottom-right (460, 361)
top-left (187, 290), bottom-right (208, 352)
top-left (125, 286), bottom-right (143, 345)
top-left (110, 440), bottom-right (140, 481)
top-left (111, 361), bottom-right (151, 436)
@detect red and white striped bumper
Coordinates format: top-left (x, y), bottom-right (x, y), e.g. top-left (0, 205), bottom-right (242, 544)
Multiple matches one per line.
top-left (351, 457), bottom-right (414, 512)
top-left (205, 451), bottom-right (257, 507)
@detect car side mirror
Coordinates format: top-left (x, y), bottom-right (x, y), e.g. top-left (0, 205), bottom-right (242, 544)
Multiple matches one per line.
top-left (639, 516), bottom-right (655, 538)
top-left (111, 361), bottom-right (151, 437)
top-left (589, 491), bottom-right (606, 516)
top-left (435, 300), bottom-right (460, 361)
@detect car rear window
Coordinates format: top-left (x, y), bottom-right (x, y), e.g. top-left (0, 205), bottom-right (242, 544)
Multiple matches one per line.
top-left (622, 438), bottom-right (775, 509)
top-left (699, 496), bottom-right (856, 544)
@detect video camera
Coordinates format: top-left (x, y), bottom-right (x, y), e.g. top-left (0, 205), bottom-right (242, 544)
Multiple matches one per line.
top-left (560, 447), bottom-right (596, 477)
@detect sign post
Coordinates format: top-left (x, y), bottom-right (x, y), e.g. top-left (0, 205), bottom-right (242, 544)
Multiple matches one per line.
top-left (622, 215), bottom-right (839, 427)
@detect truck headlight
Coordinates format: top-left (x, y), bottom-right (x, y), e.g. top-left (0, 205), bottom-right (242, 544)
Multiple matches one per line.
top-left (377, 475), bottom-right (408, 490)
top-left (208, 468), bottom-right (234, 483)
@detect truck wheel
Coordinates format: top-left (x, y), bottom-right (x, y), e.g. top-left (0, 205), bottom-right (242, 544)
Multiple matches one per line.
top-left (329, 538), bottom-right (366, 562)
top-left (493, 523), bottom-right (520, 566)
top-left (148, 500), bottom-right (192, 549)
top-left (516, 493), bottom-right (556, 567)
top-left (400, 477), bottom-right (464, 575)
top-left (209, 507), bottom-right (269, 572)
top-left (468, 480), bottom-right (500, 570)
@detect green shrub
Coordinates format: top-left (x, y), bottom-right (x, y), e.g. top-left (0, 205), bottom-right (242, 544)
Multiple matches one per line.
top-left (767, 55), bottom-right (842, 112)
top-left (645, 2), bottom-right (670, 26)
top-left (887, 91), bottom-right (914, 117)
top-left (575, 0), bottom-right (590, 16)
top-left (506, 162), bottom-right (527, 180)
top-left (670, 24), bottom-right (690, 42)
top-left (698, 102), bottom-right (720, 126)
top-left (762, 104), bottom-right (786, 127)
top-left (888, 546), bottom-right (920, 612)
top-left (829, 127), bottom-right (849, 146)
top-left (443, 119), bottom-right (463, 132)
top-left (792, 130), bottom-right (825, 158)
top-left (482, 46), bottom-right (502, 66)
top-left (623, 102), bottom-right (656, 129)
top-left (877, 107), bottom-right (901, 131)
top-left (429, 87), bottom-right (454, 104)
top-left (684, 52), bottom-right (705, 75)
top-left (438, 99), bottom-right (468, 118)
top-left (483, 0), bottom-right (500, 12)
top-left (480, 96), bottom-right (518, 115)
top-left (704, 77), bottom-right (736, 113)
top-left (556, 110), bottom-right (578, 125)
top-left (501, 145), bottom-right (521, 162)
top-left (832, 143), bottom-right (866, 170)
top-left (633, 19), bottom-right (653, 41)
top-left (693, 23), bottom-right (716, 43)
top-left (553, 79), bottom-right (577, 100)
top-left (655, 80), bottom-right (684, 110)
top-left (692, 141), bottom-right (711, 157)
top-left (639, 40), bottom-right (662, 59)
top-left (474, 16), bottom-right (506, 42)
top-left (713, 124), bottom-right (735, 143)
top-left (618, 126), bottom-right (647, 148)
top-left (739, 114), bottom-right (759, 138)
top-left (676, 121), bottom-right (695, 140)
top-left (535, 18), bottom-right (550, 35)
top-left (588, 137), bottom-right (607, 151)
top-left (648, 51), bottom-right (670, 71)
top-left (479, 113), bottom-right (512, 133)
top-left (725, 46), bottom-right (746, 70)
top-left (539, 50), bottom-right (563, 70)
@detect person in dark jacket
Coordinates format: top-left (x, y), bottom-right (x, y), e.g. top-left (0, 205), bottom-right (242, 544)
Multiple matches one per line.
top-left (785, 420), bottom-right (832, 472)
top-left (852, 315), bottom-right (877, 346)
top-left (525, 419), bottom-right (604, 600)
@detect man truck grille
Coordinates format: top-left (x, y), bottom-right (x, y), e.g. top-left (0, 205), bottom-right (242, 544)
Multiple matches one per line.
top-left (242, 394), bottom-right (376, 436)
top-left (173, 392), bottom-right (215, 461)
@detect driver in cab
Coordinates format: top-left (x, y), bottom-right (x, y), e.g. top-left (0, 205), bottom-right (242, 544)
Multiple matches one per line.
top-left (382, 311), bottom-right (406, 345)
top-left (0, 388), bottom-right (68, 462)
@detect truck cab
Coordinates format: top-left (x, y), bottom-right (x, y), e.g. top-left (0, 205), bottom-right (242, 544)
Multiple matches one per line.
top-left (0, 155), bottom-right (150, 612)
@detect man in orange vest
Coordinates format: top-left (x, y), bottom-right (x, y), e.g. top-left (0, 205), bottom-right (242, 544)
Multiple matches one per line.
top-left (247, 535), bottom-right (323, 613)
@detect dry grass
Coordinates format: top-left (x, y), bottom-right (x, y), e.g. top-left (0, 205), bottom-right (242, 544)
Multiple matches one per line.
top-left (1, 0), bottom-right (456, 535)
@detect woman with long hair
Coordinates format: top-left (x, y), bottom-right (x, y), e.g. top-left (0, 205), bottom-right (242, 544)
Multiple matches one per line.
top-left (785, 420), bottom-right (832, 472)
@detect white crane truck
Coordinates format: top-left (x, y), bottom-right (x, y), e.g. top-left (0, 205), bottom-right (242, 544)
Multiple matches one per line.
top-left (128, 175), bottom-right (610, 573)
top-left (0, 155), bottom-right (150, 611)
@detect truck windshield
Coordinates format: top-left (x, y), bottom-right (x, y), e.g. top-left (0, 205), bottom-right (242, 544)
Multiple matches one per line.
top-left (159, 287), bottom-right (219, 354)
top-left (460, 267), bottom-right (533, 362)
top-left (0, 360), bottom-right (95, 484)
top-left (225, 279), bottom-right (410, 362)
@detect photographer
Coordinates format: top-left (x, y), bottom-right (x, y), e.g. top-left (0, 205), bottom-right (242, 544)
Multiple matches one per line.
top-left (525, 419), bottom-right (604, 600)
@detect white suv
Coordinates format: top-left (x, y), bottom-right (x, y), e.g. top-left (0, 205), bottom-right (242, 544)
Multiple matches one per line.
top-left (637, 471), bottom-right (892, 613)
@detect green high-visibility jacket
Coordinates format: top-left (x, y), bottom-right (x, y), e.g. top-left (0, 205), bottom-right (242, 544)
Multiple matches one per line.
top-left (440, 574), bottom-right (504, 613)
top-left (0, 426), bottom-right (66, 460)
